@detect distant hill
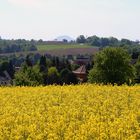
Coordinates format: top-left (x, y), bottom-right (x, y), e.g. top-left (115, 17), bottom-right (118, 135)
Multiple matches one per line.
top-left (55, 36), bottom-right (75, 42)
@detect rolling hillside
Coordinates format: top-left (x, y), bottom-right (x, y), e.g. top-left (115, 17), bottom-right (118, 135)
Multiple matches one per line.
top-left (36, 44), bottom-right (94, 51)
top-left (0, 44), bottom-right (99, 57)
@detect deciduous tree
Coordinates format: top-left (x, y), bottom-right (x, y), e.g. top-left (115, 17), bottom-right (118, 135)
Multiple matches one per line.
top-left (88, 47), bottom-right (135, 85)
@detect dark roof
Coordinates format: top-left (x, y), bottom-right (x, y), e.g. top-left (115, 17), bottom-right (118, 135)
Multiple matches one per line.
top-left (73, 65), bottom-right (86, 74)
top-left (76, 56), bottom-right (90, 59)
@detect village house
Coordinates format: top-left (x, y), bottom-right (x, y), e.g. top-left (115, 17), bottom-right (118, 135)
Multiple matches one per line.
top-left (73, 65), bottom-right (87, 82)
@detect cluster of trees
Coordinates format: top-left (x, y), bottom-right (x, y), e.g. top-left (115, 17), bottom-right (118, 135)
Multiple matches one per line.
top-left (76, 35), bottom-right (140, 47)
top-left (0, 35), bottom-right (140, 86)
top-left (0, 47), bottom-right (140, 86)
top-left (14, 55), bottom-right (78, 86)
top-left (12, 48), bottom-right (140, 86)
top-left (76, 35), bottom-right (140, 59)
top-left (88, 47), bottom-right (140, 85)
top-left (0, 39), bottom-right (37, 53)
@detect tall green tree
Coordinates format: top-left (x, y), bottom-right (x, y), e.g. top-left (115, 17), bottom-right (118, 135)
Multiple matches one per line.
top-left (47, 67), bottom-right (60, 85)
top-left (25, 55), bottom-right (33, 67)
top-left (39, 55), bottom-right (48, 84)
top-left (7, 60), bottom-right (15, 78)
top-left (109, 37), bottom-right (119, 46)
top-left (100, 38), bottom-right (110, 47)
top-left (60, 68), bottom-right (78, 85)
top-left (76, 35), bottom-right (86, 44)
top-left (14, 64), bottom-right (43, 86)
top-left (39, 55), bottom-right (47, 72)
top-left (88, 47), bottom-right (135, 85)
top-left (87, 36), bottom-right (101, 46)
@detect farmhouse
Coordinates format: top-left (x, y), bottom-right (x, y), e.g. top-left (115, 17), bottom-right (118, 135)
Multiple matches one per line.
top-left (73, 65), bottom-right (87, 82)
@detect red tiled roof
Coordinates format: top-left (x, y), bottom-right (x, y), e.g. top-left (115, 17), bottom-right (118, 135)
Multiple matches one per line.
top-left (73, 65), bottom-right (86, 74)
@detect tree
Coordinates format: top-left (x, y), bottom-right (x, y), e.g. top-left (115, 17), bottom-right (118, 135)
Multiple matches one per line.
top-left (60, 68), bottom-right (78, 84)
top-left (29, 45), bottom-right (37, 51)
top-left (7, 60), bottom-right (15, 78)
top-left (0, 61), bottom-right (9, 74)
top-left (39, 55), bottom-right (47, 72)
top-left (109, 37), bottom-right (119, 46)
top-left (135, 56), bottom-right (140, 83)
top-left (120, 39), bottom-right (132, 46)
top-left (39, 55), bottom-right (48, 84)
top-left (47, 67), bottom-right (60, 85)
top-left (76, 35), bottom-right (86, 44)
top-left (25, 55), bottom-right (33, 67)
top-left (63, 39), bottom-right (68, 43)
top-left (88, 47), bottom-right (135, 85)
top-left (100, 38), bottom-right (110, 47)
top-left (14, 64), bottom-right (43, 86)
top-left (87, 36), bottom-right (101, 46)
top-left (38, 39), bottom-right (43, 44)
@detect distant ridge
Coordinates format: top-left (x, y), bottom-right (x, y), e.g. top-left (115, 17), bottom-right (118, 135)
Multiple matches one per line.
top-left (55, 36), bottom-right (75, 42)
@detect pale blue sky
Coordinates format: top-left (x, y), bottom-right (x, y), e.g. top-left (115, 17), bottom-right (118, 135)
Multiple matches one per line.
top-left (0, 0), bottom-right (140, 40)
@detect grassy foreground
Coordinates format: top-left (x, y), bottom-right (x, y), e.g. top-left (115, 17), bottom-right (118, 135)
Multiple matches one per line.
top-left (0, 85), bottom-right (140, 139)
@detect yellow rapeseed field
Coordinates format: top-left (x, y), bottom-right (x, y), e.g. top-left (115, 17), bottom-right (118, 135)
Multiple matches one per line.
top-left (0, 84), bottom-right (140, 140)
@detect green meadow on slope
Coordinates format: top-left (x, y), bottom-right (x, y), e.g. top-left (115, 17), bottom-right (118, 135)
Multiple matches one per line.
top-left (37, 44), bottom-right (94, 51)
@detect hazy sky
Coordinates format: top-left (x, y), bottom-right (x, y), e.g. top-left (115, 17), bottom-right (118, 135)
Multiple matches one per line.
top-left (0, 0), bottom-right (140, 40)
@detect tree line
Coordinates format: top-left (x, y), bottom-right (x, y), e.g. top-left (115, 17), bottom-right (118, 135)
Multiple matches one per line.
top-left (0, 47), bottom-right (139, 86)
top-left (0, 38), bottom-right (37, 53)
top-left (13, 48), bottom-right (140, 85)
top-left (13, 55), bottom-right (79, 86)
top-left (76, 35), bottom-right (140, 47)
top-left (76, 35), bottom-right (140, 59)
